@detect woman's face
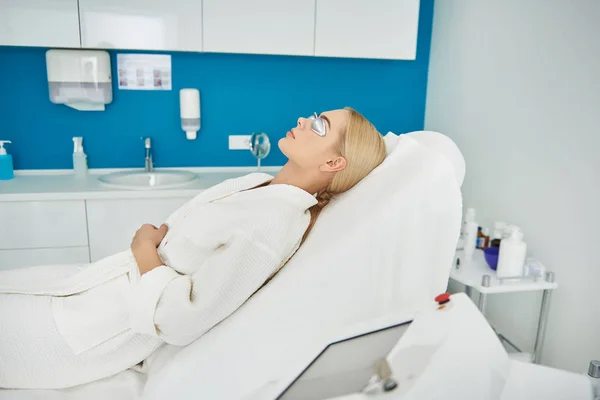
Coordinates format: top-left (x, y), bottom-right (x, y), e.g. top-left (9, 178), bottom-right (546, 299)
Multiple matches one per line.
top-left (278, 109), bottom-right (349, 171)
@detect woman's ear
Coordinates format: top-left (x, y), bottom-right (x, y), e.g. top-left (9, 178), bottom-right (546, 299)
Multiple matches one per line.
top-left (320, 156), bottom-right (347, 172)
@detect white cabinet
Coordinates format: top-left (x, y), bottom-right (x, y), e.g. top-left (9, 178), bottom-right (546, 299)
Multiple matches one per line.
top-left (0, 0), bottom-right (420, 59)
top-left (78, 0), bottom-right (203, 51)
top-left (315, 0), bottom-right (420, 60)
top-left (0, 201), bottom-right (88, 250)
top-left (0, 200), bottom-right (89, 270)
top-left (0, 247), bottom-right (90, 271)
top-left (203, 0), bottom-right (316, 56)
top-left (86, 197), bottom-right (191, 262)
top-left (0, 0), bottom-right (80, 48)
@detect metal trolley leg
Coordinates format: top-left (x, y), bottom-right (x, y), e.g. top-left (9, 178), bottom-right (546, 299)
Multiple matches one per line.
top-left (477, 275), bottom-right (491, 314)
top-left (532, 272), bottom-right (555, 364)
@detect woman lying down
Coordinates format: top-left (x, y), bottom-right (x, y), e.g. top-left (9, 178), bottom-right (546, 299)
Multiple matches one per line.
top-left (0, 108), bottom-right (386, 390)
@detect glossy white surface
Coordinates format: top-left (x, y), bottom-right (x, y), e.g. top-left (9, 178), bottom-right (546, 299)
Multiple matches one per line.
top-left (87, 197), bottom-right (190, 262)
top-left (450, 250), bottom-right (558, 294)
top-left (78, 0), bottom-right (203, 51)
top-left (98, 169), bottom-right (198, 190)
top-left (203, 0), bottom-right (316, 56)
top-left (315, 0), bottom-right (420, 60)
top-left (0, 247), bottom-right (90, 271)
top-left (0, 200), bottom-right (89, 250)
top-left (0, 167), bottom-right (279, 201)
top-left (0, 0), bottom-right (80, 48)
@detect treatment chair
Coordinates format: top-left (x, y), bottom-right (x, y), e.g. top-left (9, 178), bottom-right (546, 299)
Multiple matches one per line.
top-left (0, 131), bottom-right (465, 400)
top-left (141, 130), bottom-right (465, 399)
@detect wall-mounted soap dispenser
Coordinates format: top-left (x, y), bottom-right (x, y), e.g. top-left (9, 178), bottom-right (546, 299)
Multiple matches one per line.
top-left (180, 88), bottom-right (200, 140)
top-left (46, 49), bottom-right (112, 111)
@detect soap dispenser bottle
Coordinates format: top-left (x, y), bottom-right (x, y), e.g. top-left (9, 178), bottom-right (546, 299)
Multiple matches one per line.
top-left (0, 140), bottom-right (14, 180)
top-left (72, 137), bottom-right (88, 178)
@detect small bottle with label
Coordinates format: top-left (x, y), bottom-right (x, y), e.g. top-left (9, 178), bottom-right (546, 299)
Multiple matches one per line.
top-left (0, 140), bottom-right (14, 180)
top-left (476, 227), bottom-right (491, 249)
top-left (479, 227), bottom-right (490, 249)
top-left (490, 221), bottom-right (506, 248)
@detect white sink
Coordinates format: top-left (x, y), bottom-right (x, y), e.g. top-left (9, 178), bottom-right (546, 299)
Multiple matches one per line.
top-left (98, 169), bottom-right (198, 190)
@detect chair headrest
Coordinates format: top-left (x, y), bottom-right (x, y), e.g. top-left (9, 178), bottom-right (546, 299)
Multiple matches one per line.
top-left (384, 131), bottom-right (466, 188)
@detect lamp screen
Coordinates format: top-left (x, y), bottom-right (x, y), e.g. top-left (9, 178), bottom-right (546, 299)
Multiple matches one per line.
top-left (276, 320), bottom-right (412, 400)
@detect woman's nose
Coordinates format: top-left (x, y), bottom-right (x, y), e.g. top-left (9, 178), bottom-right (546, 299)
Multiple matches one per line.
top-left (297, 117), bottom-right (309, 129)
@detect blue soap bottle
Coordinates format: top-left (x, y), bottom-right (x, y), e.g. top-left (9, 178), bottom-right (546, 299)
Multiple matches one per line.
top-left (0, 140), bottom-right (14, 180)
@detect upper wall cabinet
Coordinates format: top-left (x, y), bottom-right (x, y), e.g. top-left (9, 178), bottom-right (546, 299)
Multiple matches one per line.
top-left (78, 0), bottom-right (203, 51)
top-left (0, 0), bottom-right (81, 48)
top-left (203, 0), bottom-right (315, 56)
top-left (315, 0), bottom-right (420, 60)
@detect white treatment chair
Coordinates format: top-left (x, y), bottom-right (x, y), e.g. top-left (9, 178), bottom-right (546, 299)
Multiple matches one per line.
top-left (141, 131), bottom-right (465, 400)
top-left (0, 131), bottom-right (464, 400)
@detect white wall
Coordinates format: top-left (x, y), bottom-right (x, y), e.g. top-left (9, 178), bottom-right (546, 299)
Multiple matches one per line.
top-left (425, 0), bottom-right (600, 373)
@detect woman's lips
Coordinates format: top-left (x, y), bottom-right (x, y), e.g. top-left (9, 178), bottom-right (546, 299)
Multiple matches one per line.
top-left (287, 130), bottom-right (295, 139)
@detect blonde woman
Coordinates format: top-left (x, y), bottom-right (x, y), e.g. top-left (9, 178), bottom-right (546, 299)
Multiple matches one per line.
top-left (0, 107), bottom-right (387, 390)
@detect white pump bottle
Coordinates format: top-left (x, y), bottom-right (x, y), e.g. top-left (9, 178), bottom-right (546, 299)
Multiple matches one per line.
top-left (72, 137), bottom-right (88, 178)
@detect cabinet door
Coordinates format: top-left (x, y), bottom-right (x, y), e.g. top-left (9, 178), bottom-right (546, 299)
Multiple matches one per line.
top-left (203, 0), bottom-right (315, 56)
top-left (78, 0), bottom-right (203, 51)
top-left (86, 197), bottom-right (191, 262)
top-left (0, 200), bottom-right (89, 250)
top-left (0, 0), bottom-right (80, 48)
top-left (315, 0), bottom-right (420, 60)
top-left (0, 247), bottom-right (90, 271)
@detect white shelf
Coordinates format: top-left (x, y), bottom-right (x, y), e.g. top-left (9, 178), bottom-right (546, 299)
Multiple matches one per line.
top-left (450, 250), bottom-right (558, 294)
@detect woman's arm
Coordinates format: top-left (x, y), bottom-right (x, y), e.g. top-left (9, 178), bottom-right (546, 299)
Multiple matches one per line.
top-left (128, 229), bottom-right (287, 346)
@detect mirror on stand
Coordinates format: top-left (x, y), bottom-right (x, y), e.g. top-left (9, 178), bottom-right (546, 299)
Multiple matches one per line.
top-left (249, 132), bottom-right (271, 171)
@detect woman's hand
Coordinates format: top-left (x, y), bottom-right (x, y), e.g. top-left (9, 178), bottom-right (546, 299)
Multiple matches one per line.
top-left (131, 223), bottom-right (169, 275)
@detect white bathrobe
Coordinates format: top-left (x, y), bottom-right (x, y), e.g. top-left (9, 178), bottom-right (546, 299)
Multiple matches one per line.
top-left (0, 173), bottom-right (317, 390)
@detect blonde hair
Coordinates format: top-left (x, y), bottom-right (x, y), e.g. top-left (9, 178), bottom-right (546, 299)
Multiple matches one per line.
top-left (301, 107), bottom-right (387, 244)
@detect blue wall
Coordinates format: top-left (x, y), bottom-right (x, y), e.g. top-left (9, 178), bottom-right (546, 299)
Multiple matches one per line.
top-left (0, 0), bottom-right (434, 170)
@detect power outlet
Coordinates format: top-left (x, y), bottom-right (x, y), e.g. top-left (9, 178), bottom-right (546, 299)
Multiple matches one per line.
top-left (229, 135), bottom-right (251, 150)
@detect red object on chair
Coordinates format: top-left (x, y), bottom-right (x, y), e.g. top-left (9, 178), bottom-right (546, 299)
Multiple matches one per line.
top-left (435, 292), bottom-right (451, 305)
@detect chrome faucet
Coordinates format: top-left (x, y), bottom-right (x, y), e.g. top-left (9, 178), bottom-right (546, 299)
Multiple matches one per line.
top-left (143, 137), bottom-right (153, 172)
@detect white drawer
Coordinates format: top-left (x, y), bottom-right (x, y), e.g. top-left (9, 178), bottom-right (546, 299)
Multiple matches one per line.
top-left (0, 200), bottom-right (89, 250)
top-left (0, 247), bottom-right (90, 270)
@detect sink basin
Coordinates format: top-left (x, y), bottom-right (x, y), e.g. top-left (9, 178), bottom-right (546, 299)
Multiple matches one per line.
top-left (98, 169), bottom-right (198, 190)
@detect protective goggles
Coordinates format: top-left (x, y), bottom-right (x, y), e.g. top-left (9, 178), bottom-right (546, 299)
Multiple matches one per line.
top-left (308, 112), bottom-right (327, 137)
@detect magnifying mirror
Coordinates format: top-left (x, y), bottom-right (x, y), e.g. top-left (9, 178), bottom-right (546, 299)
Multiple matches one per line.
top-left (249, 132), bottom-right (271, 171)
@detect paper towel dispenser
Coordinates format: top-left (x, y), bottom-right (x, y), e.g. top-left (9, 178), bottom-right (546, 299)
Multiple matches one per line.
top-left (46, 49), bottom-right (112, 111)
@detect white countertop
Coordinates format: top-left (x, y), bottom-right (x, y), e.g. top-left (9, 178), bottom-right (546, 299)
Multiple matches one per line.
top-left (0, 167), bottom-right (281, 201)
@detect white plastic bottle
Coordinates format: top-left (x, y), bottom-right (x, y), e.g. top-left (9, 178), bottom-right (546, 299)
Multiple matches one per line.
top-left (72, 137), bottom-right (88, 178)
top-left (463, 208), bottom-right (478, 259)
top-left (497, 228), bottom-right (527, 278)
